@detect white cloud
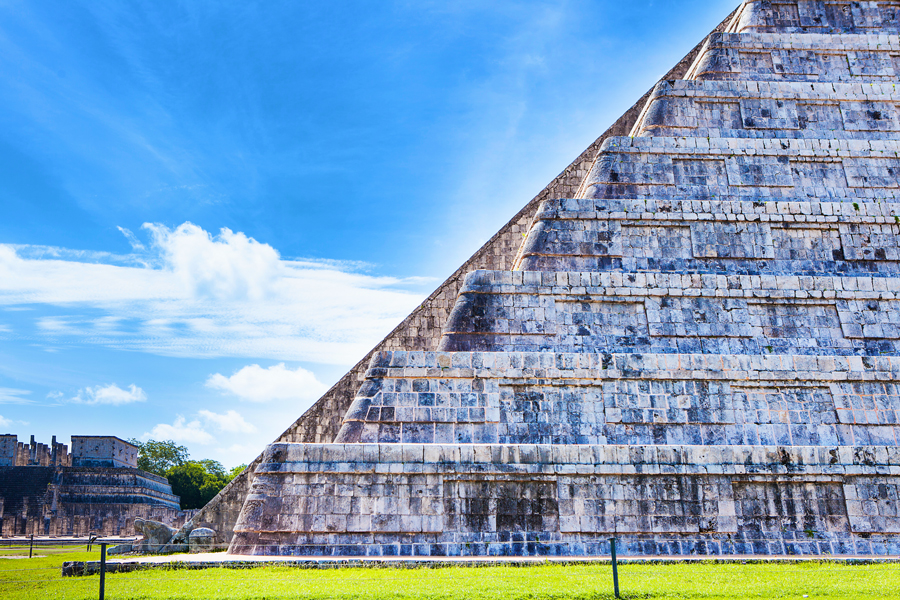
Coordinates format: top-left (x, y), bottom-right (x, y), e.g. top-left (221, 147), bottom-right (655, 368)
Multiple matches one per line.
top-left (206, 363), bottom-right (327, 403)
top-left (0, 415), bottom-right (11, 428)
top-left (0, 388), bottom-right (33, 404)
top-left (144, 223), bottom-right (281, 301)
top-left (198, 409), bottom-right (257, 433)
top-left (117, 226), bottom-right (145, 251)
top-left (71, 383), bottom-right (146, 406)
top-left (0, 223), bottom-right (428, 364)
top-left (143, 415), bottom-right (214, 445)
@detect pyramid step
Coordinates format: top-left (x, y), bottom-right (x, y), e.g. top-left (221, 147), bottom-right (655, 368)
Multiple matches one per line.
top-left (516, 198), bottom-right (900, 275)
top-left (332, 349), bottom-right (900, 447)
top-left (438, 269), bottom-right (900, 356)
top-left (582, 136), bottom-right (900, 202)
top-left (634, 79), bottom-right (900, 139)
top-left (691, 32), bottom-right (900, 82)
top-left (731, 1), bottom-right (900, 35)
top-left (232, 440), bottom-right (900, 557)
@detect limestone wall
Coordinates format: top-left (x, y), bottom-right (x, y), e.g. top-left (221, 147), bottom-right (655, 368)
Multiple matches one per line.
top-left (516, 199), bottom-right (900, 274)
top-left (334, 351), bottom-right (900, 447)
top-left (231, 441), bottom-right (900, 557)
top-left (731, 1), bottom-right (900, 34)
top-left (635, 80), bottom-right (900, 139)
top-left (582, 137), bottom-right (900, 203)
top-left (438, 270), bottom-right (900, 355)
top-left (229, 1), bottom-right (900, 557)
top-left (71, 436), bottom-right (138, 469)
top-left (691, 33), bottom-right (900, 82)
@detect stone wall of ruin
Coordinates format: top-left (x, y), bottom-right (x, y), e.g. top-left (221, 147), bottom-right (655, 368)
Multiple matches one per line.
top-left (0, 466), bottom-right (186, 537)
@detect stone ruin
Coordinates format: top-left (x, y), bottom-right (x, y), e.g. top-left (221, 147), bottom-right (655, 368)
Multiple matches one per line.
top-left (0, 435), bottom-right (187, 537)
top-left (0, 434), bottom-right (72, 467)
top-left (185, 1), bottom-right (900, 557)
top-left (101, 519), bottom-right (216, 555)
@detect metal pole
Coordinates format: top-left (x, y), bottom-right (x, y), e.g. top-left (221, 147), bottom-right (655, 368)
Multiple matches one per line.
top-left (611, 537), bottom-right (620, 599)
top-left (99, 542), bottom-right (107, 600)
top-left (29, 534), bottom-right (34, 559)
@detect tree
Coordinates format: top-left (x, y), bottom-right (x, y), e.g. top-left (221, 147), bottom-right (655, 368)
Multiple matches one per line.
top-left (195, 459), bottom-right (226, 479)
top-left (129, 439), bottom-right (189, 477)
top-left (165, 462), bottom-right (212, 509)
top-left (128, 439), bottom-right (240, 509)
top-left (227, 464), bottom-right (248, 482)
top-left (165, 460), bottom-right (230, 509)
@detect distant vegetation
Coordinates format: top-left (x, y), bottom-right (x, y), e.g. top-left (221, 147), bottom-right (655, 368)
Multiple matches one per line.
top-left (129, 439), bottom-right (247, 509)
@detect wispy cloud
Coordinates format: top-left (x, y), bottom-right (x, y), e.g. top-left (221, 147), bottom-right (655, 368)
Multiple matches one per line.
top-left (0, 223), bottom-right (427, 364)
top-left (206, 363), bottom-right (327, 403)
top-left (117, 226), bottom-right (145, 251)
top-left (0, 415), bottom-right (11, 428)
top-left (0, 388), bottom-right (33, 404)
top-left (70, 383), bottom-right (146, 406)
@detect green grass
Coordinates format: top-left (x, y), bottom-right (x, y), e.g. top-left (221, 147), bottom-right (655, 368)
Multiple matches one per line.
top-left (2, 547), bottom-right (900, 599)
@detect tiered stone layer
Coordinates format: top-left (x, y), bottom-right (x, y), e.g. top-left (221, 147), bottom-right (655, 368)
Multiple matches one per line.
top-left (334, 351), bottom-right (900, 448)
top-left (233, 439), bottom-right (900, 557)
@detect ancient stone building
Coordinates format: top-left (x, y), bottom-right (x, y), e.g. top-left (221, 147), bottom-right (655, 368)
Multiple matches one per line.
top-left (0, 435), bottom-right (187, 537)
top-left (200, 1), bottom-right (900, 556)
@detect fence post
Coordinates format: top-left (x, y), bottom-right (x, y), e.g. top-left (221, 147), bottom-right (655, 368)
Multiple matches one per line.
top-left (99, 542), bottom-right (107, 600)
top-left (29, 533), bottom-right (34, 559)
top-left (610, 537), bottom-right (620, 599)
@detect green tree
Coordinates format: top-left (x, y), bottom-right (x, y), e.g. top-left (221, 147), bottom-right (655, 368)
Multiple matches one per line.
top-left (165, 462), bottom-right (211, 509)
top-left (128, 439), bottom-right (241, 509)
top-left (129, 439), bottom-right (189, 476)
top-left (227, 464), bottom-right (248, 482)
top-left (165, 460), bottom-right (231, 509)
top-left (195, 458), bottom-right (226, 479)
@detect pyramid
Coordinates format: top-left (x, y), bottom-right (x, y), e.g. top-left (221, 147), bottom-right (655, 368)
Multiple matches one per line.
top-left (222, 1), bottom-right (900, 557)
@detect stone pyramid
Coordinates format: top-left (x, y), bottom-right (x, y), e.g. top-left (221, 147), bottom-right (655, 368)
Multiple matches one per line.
top-left (225, 1), bottom-right (900, 557)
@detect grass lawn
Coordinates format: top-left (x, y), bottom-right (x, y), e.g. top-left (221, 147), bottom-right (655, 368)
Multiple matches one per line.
top-left (1, 546), bottom-right (899, 599)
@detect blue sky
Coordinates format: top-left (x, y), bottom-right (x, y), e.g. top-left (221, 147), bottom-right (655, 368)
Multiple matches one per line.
top-left (0, 0), bottom-right (736, 468)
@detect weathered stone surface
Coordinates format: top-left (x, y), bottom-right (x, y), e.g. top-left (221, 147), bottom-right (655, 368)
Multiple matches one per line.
top-left (106, 543), bottom-right (134, 555)
top-left (230, 442), bottom-right (900, 556)
top-left (516, 199), bottom-right (900, 275)
top-left (733, 1), bottom-right (900, 35)
top-left (691, 33), bottom-right (900, 83)
top-left (230, 0), bottom-right (900, 556)
top-left (635, 81), bottom-right (900, 140)
top-left (438, 271), bottom-right (900, 354)
top-left (189, 528), bottom-right (216, 553)
top-left (333, 351), bottom-right (900, 447)
top-left (582, 138), bottom-right (900, 202)
top-left (0, 434), bottom-right (70, 467)
top-left (135, 519), bottom-right (179, 553)
top-left (71, 436), bottom-right (138, 469)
